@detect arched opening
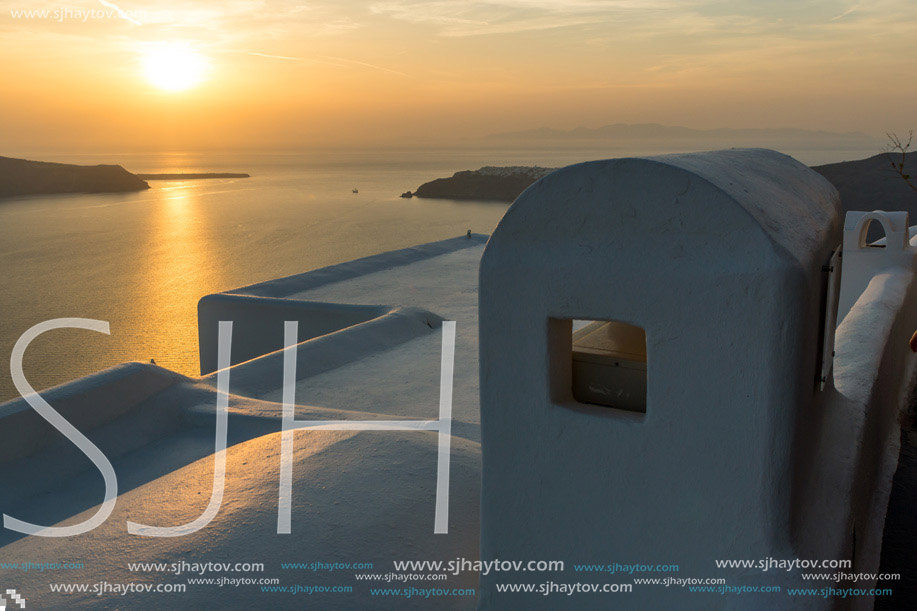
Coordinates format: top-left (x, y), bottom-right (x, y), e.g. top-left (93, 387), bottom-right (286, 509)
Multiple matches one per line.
top-left (859, 215), bottom-right (890, 247)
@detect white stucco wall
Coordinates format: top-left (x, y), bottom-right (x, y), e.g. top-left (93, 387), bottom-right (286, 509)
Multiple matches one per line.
top-left (799, 223), bottom-right (917, 611)
top-left (0, 362), bottom-right (185, 467)
top-left (478, 149), bottom-right (848, 610)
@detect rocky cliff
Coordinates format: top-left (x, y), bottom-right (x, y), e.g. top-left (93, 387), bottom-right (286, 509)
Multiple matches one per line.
top-left (0, 156), bottom-right (150, 198)
top-left (412, 166), bottom-right (555, 201)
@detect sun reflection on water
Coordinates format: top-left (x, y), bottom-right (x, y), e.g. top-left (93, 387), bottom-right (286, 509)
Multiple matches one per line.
top-left (131, 186), bottom-right (223, 377)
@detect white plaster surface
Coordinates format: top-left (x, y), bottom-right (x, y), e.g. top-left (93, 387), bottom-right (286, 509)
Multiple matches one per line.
top-left (266, 245), bottom-right (484, 434)
top-left (475, 149), bottom-right (910, 610)
top-left (2, 151), bottom-right (916, 611)
top-left (0, 239), bottom-right (485, 610)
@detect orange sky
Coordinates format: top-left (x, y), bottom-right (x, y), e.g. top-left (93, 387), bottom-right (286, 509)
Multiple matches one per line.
top-left (1, 0), bottom-right (915, 152)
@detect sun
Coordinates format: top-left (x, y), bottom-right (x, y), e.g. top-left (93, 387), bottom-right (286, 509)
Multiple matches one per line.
top-left (142, 44), bottom-right (208, 92)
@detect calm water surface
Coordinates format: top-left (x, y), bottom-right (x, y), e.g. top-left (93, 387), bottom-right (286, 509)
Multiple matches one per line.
top-left (0, 145), bottom-right (881, 402)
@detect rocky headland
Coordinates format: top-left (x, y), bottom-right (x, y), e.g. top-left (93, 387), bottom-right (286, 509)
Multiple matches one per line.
top-left (409, 166), bottom-right (556, 201)
top-left (0, 156), bottom-right (150, 198)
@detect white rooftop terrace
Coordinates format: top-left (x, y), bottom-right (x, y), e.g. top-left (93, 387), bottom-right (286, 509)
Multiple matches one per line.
top-left (0, 235), bottom-right (487, 610)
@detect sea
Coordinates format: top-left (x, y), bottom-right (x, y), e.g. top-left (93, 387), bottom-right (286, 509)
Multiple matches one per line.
top-left (0, 144), bottom-right (883, 403)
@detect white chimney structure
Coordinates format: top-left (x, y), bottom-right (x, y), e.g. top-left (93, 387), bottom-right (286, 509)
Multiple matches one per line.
top-left (837, 209), bottom-right (912, 323)
top-left (478, 149), bottom-right (851, 609)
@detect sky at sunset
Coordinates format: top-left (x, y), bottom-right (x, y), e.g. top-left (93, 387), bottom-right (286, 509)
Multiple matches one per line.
top-left (1, 0), bottom-right (915, 152)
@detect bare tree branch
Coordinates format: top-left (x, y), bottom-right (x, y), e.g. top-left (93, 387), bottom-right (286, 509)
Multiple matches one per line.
top-left (885, 130), bottom-right (917, 193)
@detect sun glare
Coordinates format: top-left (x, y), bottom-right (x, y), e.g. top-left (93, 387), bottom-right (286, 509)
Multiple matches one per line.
top-left (142, 44), bottom-right (208, 92)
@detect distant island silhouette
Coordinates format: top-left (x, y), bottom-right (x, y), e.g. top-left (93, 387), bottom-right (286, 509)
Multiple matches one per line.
top-left (0, 155), bottom-right (255, 199)
top-left (485, 123), bottom-right (876, 146)
top-left (408, 152), bottom-right (917, 227)
top-left (0, 155), bottom-right (149, 198)
top-left (409, 166), bottom-right (555, 201)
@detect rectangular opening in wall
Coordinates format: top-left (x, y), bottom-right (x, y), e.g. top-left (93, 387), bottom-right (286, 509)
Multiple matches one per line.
top-left (571, 320), bottom-right (647, 413)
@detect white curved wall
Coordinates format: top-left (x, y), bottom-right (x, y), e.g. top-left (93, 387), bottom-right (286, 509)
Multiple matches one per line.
top-left (478, 149), bottom-right (849, 610)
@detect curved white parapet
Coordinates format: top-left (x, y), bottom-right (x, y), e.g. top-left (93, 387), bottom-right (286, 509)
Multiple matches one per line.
top-left (805, 262), bottom-right (917, 607)
top-left (0, 362), bottom-right (186, 468)
top-left (201, 305), bottom-right (445, 397)
top-left (197, 296), bottom-right (392, 375)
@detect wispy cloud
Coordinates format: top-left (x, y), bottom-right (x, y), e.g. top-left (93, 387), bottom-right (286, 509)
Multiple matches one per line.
top-left (367, 0), bottom-right (916, 42)
top-left (247, 51), bottom-right (307, 61)
top-left (369, 0), bottom-right (691, 36)
top-left (830, 3), bottom-right (860, 21)
top-left (97, 0), bottom-right (142, 25)
top-left (245, 51), bottom-right (409, 77)
top-left (320, 55), bottom-right (409, 77)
